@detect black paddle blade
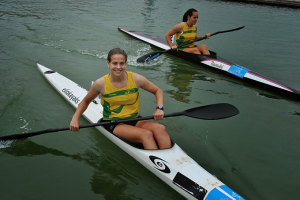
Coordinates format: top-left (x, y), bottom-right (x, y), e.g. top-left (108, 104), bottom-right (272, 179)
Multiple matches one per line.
top-left (184, 103), bottom-right (239, 120)
top-left (137, 51), bottom-right (162, 63)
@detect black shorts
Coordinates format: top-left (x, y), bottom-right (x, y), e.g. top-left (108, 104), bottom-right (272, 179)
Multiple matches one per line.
top-left (98, 117), bottom-right (141, 133)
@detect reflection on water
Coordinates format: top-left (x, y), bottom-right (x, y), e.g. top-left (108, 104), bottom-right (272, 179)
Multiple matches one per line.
top-left (1, 140), bottom-right (139, 199)
top-left (293, 111), bottom-right (300, 116)
top-left (141, 0), bottom-right (157, 30)
top-left (165, 63), bottom-right (215, 103)
top-left (255, 91), bottom-right (282, 100)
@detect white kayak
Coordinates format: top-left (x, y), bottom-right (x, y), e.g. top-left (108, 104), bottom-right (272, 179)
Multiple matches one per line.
top-left (119, 27), bottom-right (300, 100)
top-left (37, 63), bottom-right (245, 200)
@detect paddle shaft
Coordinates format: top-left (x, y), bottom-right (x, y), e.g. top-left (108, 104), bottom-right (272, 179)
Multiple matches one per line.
top-left (0, 113), bottom-right (184, 141)
top-left (137, 26), bottom-right (244, 62)
top-left (0, 103), bottom-right (238, 141)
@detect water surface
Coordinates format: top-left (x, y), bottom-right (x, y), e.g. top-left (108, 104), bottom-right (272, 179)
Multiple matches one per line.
top-left (0, 0), bottom-right (299, 199)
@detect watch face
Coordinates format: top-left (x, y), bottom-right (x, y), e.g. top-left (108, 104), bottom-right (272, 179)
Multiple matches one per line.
top-left (157, 106), bottom-right (164, 110)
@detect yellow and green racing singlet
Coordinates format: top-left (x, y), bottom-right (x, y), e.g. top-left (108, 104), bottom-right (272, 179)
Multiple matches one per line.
top-left (176, 22), bottom-right (197, 49)
top-left (101, 71), bottom-right (140, 120)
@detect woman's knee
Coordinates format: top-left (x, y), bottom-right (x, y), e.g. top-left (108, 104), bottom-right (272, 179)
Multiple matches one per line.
top-left (153, 124), bottom-right (170, 140)
top-left (155, 124), bottom-right (167, 133)
top-left (198, 45), bottom-right (210, 54)
top-left (140, 129), bottom-right (155, 142)
top-left (192, 48), bottom-right (201, 54)
top-left (183, 47), bottom-right (200, 54)
top-left (197, 45), bottom-right (205, 51)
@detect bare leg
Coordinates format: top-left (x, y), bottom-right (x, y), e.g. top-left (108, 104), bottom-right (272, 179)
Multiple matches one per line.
top-left (197, 45), bottom-right (210, 55)
top-left (182, 45), bottom-right (210, 55)
top-left (113, 123), bottom-right (158, 149)
top-left (137, 121), bottom-right (172, 149)
top-left (113, 120), bottom-right (172, 150)
top-left (183, 47), bottom-right (201, 54)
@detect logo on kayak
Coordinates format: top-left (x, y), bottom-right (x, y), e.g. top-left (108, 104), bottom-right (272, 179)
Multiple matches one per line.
top-left (62, 88), bottom-right (81, 104)
top-left (149, 155), bottom-right (170, 174)
top-left (210, 60), bottom-right (224, 69)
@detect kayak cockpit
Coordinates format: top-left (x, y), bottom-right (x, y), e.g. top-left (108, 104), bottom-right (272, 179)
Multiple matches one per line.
top-left (101, 124), bottom-right (175, 150)
top-left (126, 138), bottom-right (175, 150)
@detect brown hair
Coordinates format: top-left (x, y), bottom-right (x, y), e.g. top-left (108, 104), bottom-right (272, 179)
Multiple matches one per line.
top-left (182, 8), bottom-right (198, 22)
top-left (107, 48), bottom-right (127, 62)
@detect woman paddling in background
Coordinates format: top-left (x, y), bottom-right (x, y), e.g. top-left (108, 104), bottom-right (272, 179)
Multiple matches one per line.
top-left (165, 8), bottom-right (211, 55)
top-left (70, 48), bottom-right (172, 150)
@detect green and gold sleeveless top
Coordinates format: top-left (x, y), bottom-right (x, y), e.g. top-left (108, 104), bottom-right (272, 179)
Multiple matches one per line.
top-left (176, 22), bottom-right (197, 49)
top-left (101, 71), bottom-right (140, 120)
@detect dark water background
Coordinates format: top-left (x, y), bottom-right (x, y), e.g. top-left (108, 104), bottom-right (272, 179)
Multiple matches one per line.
top-left (0, 0), bottom-right (299, 199)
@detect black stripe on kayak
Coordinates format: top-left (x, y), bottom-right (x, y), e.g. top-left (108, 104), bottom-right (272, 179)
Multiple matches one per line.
top-left (44, 70), bottom-right (55, 74)
top-left (173, 172), bottom-right (207, 200)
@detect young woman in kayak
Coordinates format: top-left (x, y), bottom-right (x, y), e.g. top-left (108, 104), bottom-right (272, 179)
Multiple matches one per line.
top-left (165, 8), bottom-right (211, 55)
top-left (70, 48), bottom-right (172, 150)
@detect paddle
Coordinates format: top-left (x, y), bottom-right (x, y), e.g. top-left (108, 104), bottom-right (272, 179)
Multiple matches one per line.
top-left (0, 103), bottom-right (239, 141)
top-left (137, 26), bottom-right (245, 63)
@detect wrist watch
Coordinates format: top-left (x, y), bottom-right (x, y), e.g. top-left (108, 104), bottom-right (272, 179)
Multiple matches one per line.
top-left (156, 105), bottom-right (164, 110)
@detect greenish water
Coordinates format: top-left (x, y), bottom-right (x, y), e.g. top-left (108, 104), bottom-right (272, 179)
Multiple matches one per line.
top-left (0, 0), bottom-right (299, 199)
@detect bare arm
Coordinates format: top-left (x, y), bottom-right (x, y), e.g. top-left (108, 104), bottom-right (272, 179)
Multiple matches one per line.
top-left (165, 23), bottom-right (183, 49)
top-left (196, 34), bottom-right (211, 40)
top-left (69, 77), bottom-right (104, 131)
top-left (133, 73), bottom-right (164, 120)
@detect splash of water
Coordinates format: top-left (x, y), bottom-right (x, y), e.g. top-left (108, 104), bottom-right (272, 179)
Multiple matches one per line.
top-left (0, 117), bottom-right (31, 149)
top-left (0, 140), bottom-right (15, 149)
